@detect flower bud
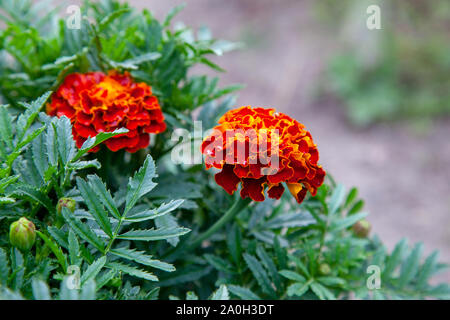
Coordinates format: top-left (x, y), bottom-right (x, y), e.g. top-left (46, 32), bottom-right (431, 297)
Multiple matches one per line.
top-left (56, 197), bottom-right (76, 215)
top-left (353, 219), bottom-right (371, 238)
top-left (9, 217), bottom-right (36, 251)
top-left (319, 263), bottom-right (331, 276)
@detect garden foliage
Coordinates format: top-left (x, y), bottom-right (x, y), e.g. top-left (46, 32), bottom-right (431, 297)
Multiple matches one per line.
top-left (0, 0), bottom-right (449, 300)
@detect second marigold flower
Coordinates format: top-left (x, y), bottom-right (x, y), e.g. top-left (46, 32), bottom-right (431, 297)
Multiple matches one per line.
top-left (47, 71), bottom-right (166, 153)
top-left (201, 106), bottom-right (325, 204)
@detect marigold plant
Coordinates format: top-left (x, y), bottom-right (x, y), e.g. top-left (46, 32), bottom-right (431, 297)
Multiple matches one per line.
top-left (0, 0), bottom-right (448, 302)
top-left (201, 106), bottom-right (326, 203)
top-left (47, 71), bottom-right (166, 153)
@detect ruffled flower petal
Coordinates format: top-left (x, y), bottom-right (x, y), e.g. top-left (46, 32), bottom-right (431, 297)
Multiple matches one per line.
top-left (215, 164), bottom-right (241, 195)
top-left (202, 106), bottom-right (325, 204)
top-left (47, 71), bottom-right (166, 153)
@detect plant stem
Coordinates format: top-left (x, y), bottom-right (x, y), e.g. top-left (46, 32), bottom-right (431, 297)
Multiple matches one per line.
top-left (189, 197), bottom-right (251, 251)
top-left (104, 216), bottom-right (124, 254)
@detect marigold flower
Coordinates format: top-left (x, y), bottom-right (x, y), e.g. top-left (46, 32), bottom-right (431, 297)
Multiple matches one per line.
top-left (201, 106), bottom-right (325, 203)
top-left (47, 71), bottom-right (166, 153)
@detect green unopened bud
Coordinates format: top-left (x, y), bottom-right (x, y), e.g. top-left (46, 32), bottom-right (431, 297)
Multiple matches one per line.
top-left (353, 219), bottom-right (371, 238)
top-left (56, 197), bottom-right (76, 215)
top-left (9, 217), bottom-right (36, 251)
top-left (319, 263), bottom-right (331, 275)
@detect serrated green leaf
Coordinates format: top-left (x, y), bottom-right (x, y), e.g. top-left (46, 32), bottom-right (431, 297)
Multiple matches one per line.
top-left (310, 282), bottom-right (335, 300)
top-left (81, 256), bottom-right (106, 286)
top-left (328, 184), bottom-right (345, 215)
top-left (0, 106), bottom-right (14, 148)
top-left (330, 211), bottom-right (368, 232)
top-left (107, 262), bottom-right (158, 281)
top-left (46, 120), bottom-right (58, 166)
top-left (262, 212), bottom-right (315, 229)
top-left (16, 92), bottom-right (51, 142)
top-left (317, 276), bottom-right (346, 287)
top-left (0, 197), bottom-right (15, 204)
top-left (76, 177), bottom-right (112, 237)
top-left (47, 226), bottom-right (69, 249)
top-left (155, 213), bottom-right (182, 247)
top-left (0, 288), bottom-right (24, 300)
top-left (288, 254), bottom-right (310, 278)
top-left (398, 242), bottom-right (424, 287)
top-left (31, 131), bottom-right (48, 179)
top-left (344, 187), bottom-right (358, 208)
top-left (348, 199), bottom-right (364, 214)
top-left (210, 285), bottom-right (229, 300)
top-left (84, 175), bottom-right (120, 220)
top-left (56, 116), bottom-right (75, 164)
top-left (200, 57), bottom-right (225, 72)
top-left (158, 266), bottom-right (212, 287)
top-left (427, 283), bottom-right (450, 299)
top-left (117, 227), bottom-right (190, 241)
top-left (61, 207), bottom-right (105, 252)
top-left (0, 248), bottom-right (9, 285)
top-left (125, 155), bottom-right (157, 214)
top-left (125, 199), bottom-right (184, 223)
top-left (279, 270), bottom-right (306, 282)
top-left (98, 8), bottom-right (130, 32)
top-left (228, 285), bottom-right (261, 300)
top-left (163, 3), bottom-right (186, 27)
top-left (274, 236), bottom-right (287, 270)
top-left (287, 282), bottom-right (309, 297)
top-left (256, 246), bottom-right (282, 291)
top-left (13, 185), bottom-right (55, 214)
top-left (17, 125), bottom-right (46, 150)
top-left (154, 199), bottom-right (184, 217)
top-left (151, 179), bottom-right (202, 199)
top-left (384, 238), bottom-right (408, 279)
top-left (110, 247), bottom-right (175, 272)
top-left (96, 269), bottom-right (116, 290)
top-left (17, 151), bottom-right (44, 188)
top-left (243, 253), bottom-right (276, 297)
top-left (416, 250), bottom-right (439, 289)
top-left (0, 175), bottom-right (19, 192)
top-left (11, 249), bottom-right (24, 291)
top-left (68, 160), bottom-right (101, 170)
top-left (145, 287), bottom-right (160, 300)
top-left (109, 52), bottom-right (161, 70)
top-left (204, 254), bottom-right (236, 274)
top-left (68, 230), bottom-right (81, 266)
top-left (72, 128), bottom-right (128, 162)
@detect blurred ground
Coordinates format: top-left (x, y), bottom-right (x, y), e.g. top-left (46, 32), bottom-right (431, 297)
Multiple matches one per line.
top-left (140, 0), bottom-right (450, 282)
top-left (58, 0), bottom-right (450, 282)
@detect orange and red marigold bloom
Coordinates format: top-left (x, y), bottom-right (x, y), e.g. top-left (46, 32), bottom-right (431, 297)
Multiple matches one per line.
top-left (201, 106), bottom-right (325, 204)
top-left (47, 70), bottom-right (166, 153)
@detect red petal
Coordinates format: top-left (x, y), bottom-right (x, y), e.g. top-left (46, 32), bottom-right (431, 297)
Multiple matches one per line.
top-left (268, 184), bottom-right (285, 200)
top-left (240, 177), bottom-right (265, 202)
top-left (215, 164), bottom-right (241, 195)
top-left (126, 134), bottom-right (150, 153)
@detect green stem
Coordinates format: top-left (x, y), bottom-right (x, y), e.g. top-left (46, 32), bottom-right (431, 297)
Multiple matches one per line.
top-left (104, 205), bottom-right (132, 254)
top-left (189, 197), bottom-right (251, 251)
